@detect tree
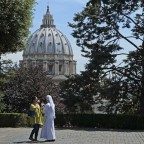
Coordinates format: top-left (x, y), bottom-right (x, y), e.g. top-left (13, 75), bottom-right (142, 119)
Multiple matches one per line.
top-left (60, 74), bottom-right (95, 113)
top-left (0, 60), bottom-right (14, 112)
top-left (3, 65), bottom-right (65, 113)
top-left (0, 0), bottom-right (35, 112)
top-left (0, 0), bottom-right (35, 54)
top-left (69, 0), bottom-right (144, 114)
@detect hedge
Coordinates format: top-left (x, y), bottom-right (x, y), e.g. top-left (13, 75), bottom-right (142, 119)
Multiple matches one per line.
top-left (1, 113), bottom-right (144, 130)
top-left (0, 113), bottom-right (28, 127)
top-left (55, 114), bottom-right (144, 130)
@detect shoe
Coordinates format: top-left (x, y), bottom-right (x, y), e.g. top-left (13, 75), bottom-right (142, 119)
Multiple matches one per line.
top-left (51, 140), bottom-right (55, 142)
top-left (45, 139), bottom-right (55, 142)
top-left (29, 137), bottom-right (34, 141)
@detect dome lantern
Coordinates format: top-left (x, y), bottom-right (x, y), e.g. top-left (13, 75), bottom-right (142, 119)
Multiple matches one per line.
top-left (41, 5), bottom-right (55, 28)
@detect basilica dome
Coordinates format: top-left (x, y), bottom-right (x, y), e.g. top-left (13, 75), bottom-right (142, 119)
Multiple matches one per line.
top-left (23, 6), bottom-right (73, 59)
top-left (20, 6), bottom-right (76, 80)
top-left (24, 27), bottom-right (73, 56)
top-left (23, 7), bottom-right (73, 56)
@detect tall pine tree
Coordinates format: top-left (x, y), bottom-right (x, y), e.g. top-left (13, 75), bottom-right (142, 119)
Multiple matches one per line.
top-left (69, 0), bottom-right (144, 114)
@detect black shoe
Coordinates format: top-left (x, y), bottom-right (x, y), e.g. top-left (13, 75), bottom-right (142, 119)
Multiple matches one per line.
top-left (29, 137), bottom-right (34, 141)
top-left (45, 139), bottom-right (55, 142)
top-left (33, 139), bottom-right (38, 141)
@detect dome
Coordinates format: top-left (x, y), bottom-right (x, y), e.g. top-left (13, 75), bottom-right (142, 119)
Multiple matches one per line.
top-left (20, 5), bottom-right (76, 79)
top-left (24, 27), bottom-right (73, 56)
top-left (23, 6), bottom-right (73, 58)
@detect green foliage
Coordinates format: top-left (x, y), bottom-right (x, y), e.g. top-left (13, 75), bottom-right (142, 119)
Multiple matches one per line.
top-left (1, 113), bottom-right (144, 130)
top-left (99, 77), bottom-right (139, 114)
top-left (69, 0), bottom-right (144, 114)
top-left (0, 113), bottom-right (28, 127)
top-left (0, 0), bottom-right (35, 54)
top-left (0, 93), bottom-right (5, 112)
top-left (0, 0), bottom-right (35, 113)
top-left (60, 74), bottom-right (95, 113)
top-left (3, 65), bottom-right (64, 113)
top-left (56, 114), bottom-right (144, 130)
top-left (0, 59), bottom-right (14, 112)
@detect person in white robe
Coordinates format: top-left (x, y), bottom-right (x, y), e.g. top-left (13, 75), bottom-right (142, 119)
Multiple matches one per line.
top-left (40, 95), bottom-right (56, 142)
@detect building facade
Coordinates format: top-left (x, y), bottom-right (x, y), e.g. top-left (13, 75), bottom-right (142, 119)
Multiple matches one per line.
top-left (20, 6), bottom-right (76, 81)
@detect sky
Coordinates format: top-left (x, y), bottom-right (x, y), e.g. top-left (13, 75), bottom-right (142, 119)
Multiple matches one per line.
top-left (2, 0), bottom-right (89, 74)
top-left (2, 0), bottom-right (143, 73)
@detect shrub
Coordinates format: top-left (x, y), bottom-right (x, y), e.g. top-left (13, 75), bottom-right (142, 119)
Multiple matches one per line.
top-left (55, 114), bottom-right (144, 130)
top-left (0, 113), bottom-right (28, 127)
top-left (1, 113), bottom-right (144, 130)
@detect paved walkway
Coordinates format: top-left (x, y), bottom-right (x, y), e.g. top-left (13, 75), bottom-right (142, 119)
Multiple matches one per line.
top-left (1, 128), bottom-right (144, 144)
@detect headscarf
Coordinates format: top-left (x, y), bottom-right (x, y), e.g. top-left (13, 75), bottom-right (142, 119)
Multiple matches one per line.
top-left (46, 95), bottom-right (56, 118)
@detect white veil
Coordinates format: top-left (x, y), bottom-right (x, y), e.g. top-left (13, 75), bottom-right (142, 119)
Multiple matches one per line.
top-left (46, 95), bottom-right (56, 118)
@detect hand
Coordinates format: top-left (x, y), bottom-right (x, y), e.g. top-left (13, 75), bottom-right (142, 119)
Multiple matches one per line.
top-left (41, 104), bottom-right (45, 108)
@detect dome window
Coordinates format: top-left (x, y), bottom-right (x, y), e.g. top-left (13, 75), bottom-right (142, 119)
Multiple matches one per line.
top-left (48, 42), bottom-right (52, 47)
top-left (40, 34), bottom-right (44, 38)
top-left (48, 33), bottom-right (51, 36)
top-left (48, 65), bottom-right (53, 73)
top-left (57, 42), bottom-right (60, 45)
top-left (55, 34), bottom-right (58, 36)
top-left (65, 43), bottom-right (67, 45)
top-left (59, 65), bottom-right (62, 72)
top-left (35, 35), bottom-right (37, 38)
top-left (49, 42), bottom-right (52, 45)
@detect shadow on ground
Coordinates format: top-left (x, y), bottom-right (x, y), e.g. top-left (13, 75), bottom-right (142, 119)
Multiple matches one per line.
top-left (13, 140), bottom-right (46, 143)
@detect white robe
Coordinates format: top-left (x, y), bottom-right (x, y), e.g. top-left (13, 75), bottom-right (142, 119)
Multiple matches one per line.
top-left (40, 103), bottom-right (56, 140)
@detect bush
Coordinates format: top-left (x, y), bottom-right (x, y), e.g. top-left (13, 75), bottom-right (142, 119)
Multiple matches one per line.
top-left (55, 114), bottom-right (144, 130)
top-left (0, 113), bottom-right (29, 127)
top-left (1, 113), bottom-right (144, 130)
